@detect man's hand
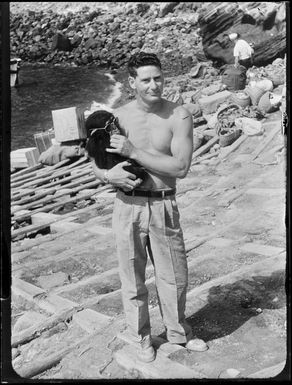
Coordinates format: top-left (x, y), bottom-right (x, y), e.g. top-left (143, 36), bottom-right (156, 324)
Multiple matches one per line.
top-left (106, 134), bottom-right (135, 158)
top-left (108, 160), bottom-right (142, 191)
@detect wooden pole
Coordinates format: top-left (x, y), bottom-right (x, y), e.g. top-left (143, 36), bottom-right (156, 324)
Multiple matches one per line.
top-left (191, 136), bottom-right (219, 161)
top-left (15, 333), bottom-right (94, 378)
top-left (250, 126), bottom-right (280, 160)
top-left (12, 306), bottom-right (83, 348)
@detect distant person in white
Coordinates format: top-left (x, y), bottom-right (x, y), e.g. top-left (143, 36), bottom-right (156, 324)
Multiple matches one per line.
top-left (229, 32), bottom-right (254, 69)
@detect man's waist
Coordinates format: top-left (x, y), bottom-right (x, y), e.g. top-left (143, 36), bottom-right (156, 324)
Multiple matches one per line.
top-left (239, 55), bottom-right (251, 60)
top-left (119, 188), bottom-right (176, 198)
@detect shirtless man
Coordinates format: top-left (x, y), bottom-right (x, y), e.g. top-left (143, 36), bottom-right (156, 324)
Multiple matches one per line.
top-left (90, 52), bottom-right (207, 362)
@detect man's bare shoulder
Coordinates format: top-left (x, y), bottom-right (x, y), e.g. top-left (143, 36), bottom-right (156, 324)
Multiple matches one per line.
top-left (163, 99), bottom-right (192, 120)
top-left (114, 100), bottom-right (136, 118)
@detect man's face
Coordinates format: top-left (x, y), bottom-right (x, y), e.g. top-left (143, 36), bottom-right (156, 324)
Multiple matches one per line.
top-left (129, 65), bottom-right (164, 103)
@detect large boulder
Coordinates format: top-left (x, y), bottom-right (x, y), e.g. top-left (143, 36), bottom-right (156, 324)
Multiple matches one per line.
top-left (51, 33), bottom-right (72, 51)
top-left (159, 2), bottom-right (179, 18)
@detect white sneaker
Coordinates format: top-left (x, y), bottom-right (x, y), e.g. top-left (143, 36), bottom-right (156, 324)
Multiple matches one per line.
top-left (186, 338), bottom-right (208, 352)
top-left (137, 335), bottom-right (156, 362)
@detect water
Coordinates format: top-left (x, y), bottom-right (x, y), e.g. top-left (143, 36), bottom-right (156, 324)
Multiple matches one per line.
top-left (10, 64), bottom-right (122, 151)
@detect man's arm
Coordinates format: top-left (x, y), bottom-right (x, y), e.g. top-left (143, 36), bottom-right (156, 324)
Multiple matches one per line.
top-left (89, 158), bottom-right (142, 191)
top-left (233, 44), bottom-right (239, 68)
top-left (107, 107), bottom-right (194, 179)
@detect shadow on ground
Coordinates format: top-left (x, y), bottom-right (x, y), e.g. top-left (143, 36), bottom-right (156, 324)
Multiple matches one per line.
top-left (184, 269), bottom-right (286, 342)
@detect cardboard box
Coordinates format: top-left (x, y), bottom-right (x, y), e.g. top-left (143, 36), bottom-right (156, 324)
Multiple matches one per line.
top-left (10, 147), bottom-right (39, 169)
top-left (52, 107), bottom-right (86, 142)
top-left (34, 132), bottom-right (53, 155)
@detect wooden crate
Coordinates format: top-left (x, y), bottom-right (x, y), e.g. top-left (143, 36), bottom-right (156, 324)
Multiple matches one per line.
top-left (34, 132), bottom-right (53, 155)
top-left (52, 107), bottom-right (86, 143)
top-left (26, 147), bottom-right (40, 167)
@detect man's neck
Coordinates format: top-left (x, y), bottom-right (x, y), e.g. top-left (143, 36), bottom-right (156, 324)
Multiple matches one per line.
top-left (135, 97), bottom-right (164, 113)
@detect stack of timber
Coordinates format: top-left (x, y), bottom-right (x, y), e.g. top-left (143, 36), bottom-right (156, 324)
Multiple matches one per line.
top-left (11, 156), bottom-right (113, 241)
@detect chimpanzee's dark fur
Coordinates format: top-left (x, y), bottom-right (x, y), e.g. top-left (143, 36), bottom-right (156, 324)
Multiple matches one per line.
top-left (85, 110), bottom-right (147, 180)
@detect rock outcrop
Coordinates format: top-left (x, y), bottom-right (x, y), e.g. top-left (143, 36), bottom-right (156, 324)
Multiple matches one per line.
top-left (198, 2), bottom-right (286, 66)
top-left (9, 2), bottom-right (286, 72)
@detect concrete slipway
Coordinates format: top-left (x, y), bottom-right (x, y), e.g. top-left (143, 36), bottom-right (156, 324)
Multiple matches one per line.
top-left (9, 109), bottom-right (288, 380)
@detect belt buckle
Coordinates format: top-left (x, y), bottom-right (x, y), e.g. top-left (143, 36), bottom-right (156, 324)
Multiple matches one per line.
top-left (161, 190), bottom-right (165, 199)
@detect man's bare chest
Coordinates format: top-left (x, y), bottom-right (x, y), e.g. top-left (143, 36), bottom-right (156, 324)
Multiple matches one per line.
top-left (123, 114), bottom-right (173, 154)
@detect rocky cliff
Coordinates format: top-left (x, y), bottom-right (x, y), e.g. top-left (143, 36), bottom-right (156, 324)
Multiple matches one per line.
top-left (9, 2), bottom-right (287, 73)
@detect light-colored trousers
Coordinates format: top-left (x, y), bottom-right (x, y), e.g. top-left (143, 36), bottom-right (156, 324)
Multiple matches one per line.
top-left (112, 190), bottom-right (192, 344)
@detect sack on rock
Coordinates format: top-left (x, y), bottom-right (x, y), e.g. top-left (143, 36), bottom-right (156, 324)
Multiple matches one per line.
top-left (220, 64), bottom-right (247, 91)
top-left (39, 144), bottom-right (83, 166)
top-left (235, 117), bottom-right (264, 136)
top-left (258, 92), bottom-right (277, 113)
top-left (245, 86), bottom-right (266, 106)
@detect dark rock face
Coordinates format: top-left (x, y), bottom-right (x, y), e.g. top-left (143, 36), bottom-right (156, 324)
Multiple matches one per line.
top-left (198, 2), bottom-right (286, 67)
top-left (9, 2), bottom-right (286, 71)
top-left (51, 33), bottom-right (72, 51)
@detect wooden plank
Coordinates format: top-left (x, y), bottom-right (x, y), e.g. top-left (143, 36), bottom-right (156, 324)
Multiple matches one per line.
top-left (15, 167), bottom-right (92, 190)
top-left (15, 333), bottom-right (95, 379)
top-left (44, 158), bottom-right (71, 170)
top-left (11, 159), bottom-right (90, 196)
top-left (245, 188), bottom-right (285, 196)
top-left (11, 170), bottom-right (71, 190)
top-left (50, 220), bottom-right (82, 233)
top-left (11, 174), bottom-right (96, 201)
top-left (12, 306), bottom-right (83, 348)
top-left (11, 189), bottom-right (36, 201)
top-left (184, 222), bottom-right (236, 253)
top-left (30, 212), bottom-right (72, 225)
top-left (11, 204), bottom-right (113, 253)
top-left (240, 243), bottom-right (285, 256)
top-left (11, 170), bottom-right (44, 184)
top-left (72, 309), bottom-right (112, 333)
top-left (11, 194), bottom-right (56, 214)
top-left (114, 343), bottom-right (204, 379)
top-left (11, 160), bottom-right (90, 190)
top-left (66, 156), bottom-right (88, 169)
top-left (11, 169), bottom-right (73, 190)
top-left (11, 186), bottom-right (111, 239)
top-left (12, 180), bottom-right (103, 224)
top-left (250, 125), bottom-right (280, 160)
top-left (11, 163), bottom-right (44, 179)
top-left (11, 187), bottom-right (58, 206)
top-left (191, 151), bottom-right (218, 166)
top-left (192, 135), bottom-right (219, 160)
top-left (12, 278), bottom-right (46, 301)
top-left (218, 134), bottom-right (248, 160)
top-left (53, 267), bottom-right (119, 295)
top-left (34, 293), bottom-right (79, 314)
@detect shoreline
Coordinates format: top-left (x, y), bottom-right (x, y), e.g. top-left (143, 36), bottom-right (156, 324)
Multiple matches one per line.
top-left (105, 73), bottom-right (123, 109)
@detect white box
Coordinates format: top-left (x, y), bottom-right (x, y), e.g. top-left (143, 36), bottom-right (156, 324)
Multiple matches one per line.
top-left (52, 106), bottom-right (86, 142)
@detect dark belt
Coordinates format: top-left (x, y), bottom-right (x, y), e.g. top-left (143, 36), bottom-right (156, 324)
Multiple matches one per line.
top-left (121, 188), bottom-right (176, 198)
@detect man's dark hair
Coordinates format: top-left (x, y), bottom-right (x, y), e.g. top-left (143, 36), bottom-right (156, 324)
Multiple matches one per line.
top-left (127, 51), bottom-right (162, 77)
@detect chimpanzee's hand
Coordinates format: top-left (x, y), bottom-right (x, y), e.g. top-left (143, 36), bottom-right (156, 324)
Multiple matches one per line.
top-left (106, 134), bottom-right (135, 158)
